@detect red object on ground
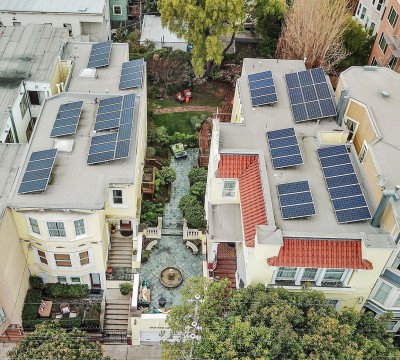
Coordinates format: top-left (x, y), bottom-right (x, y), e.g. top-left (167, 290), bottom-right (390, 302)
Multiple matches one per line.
top-left (184, 89), bottom-right (192, 98)
top-left (176, 92), bottom-right (185, 102)
top-left (185, 97), bottom-right (190, 103)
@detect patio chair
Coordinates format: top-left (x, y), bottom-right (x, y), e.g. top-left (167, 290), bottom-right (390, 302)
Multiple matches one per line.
top-left (38, 300), bottom-right (53, 318)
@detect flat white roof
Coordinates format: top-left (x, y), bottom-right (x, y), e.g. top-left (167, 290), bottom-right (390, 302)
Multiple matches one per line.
top-left (140, 15), bottom-right (186, 45)
top-left (0, 0), bottom-right (105, 14)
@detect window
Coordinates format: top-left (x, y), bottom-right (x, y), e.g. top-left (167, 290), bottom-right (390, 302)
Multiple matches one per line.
top-left (394, 296), bottom-right (400, 307)
top-left (71, 277), bottom-right (81, 283)
top-left (387, 320), bottom-right (398, 331)
top-left (388, 55), bottom-right (398, 70)
top-left (222, 180), bottom-right (236, 197)
top-left (302, 268), bottom-right (318, 280)
top-left (74, 219), bottom-right (85, 236)
top-left (19, 93), bottom-right (28, 118)
top-left (356, 3), bottom-right (362, 16)
top-left (370, 22), bottom-right (376, 33)
top-left (276, 267), bottom-right (297, 279)
top-left (37, 250), bottom-right (48, 265)
top-left (324, 269), bottom-right (345, 281)
top-left (388, 6), bottom-right (399, 27)
top-left (28, 91), bottom-right (40, 105)
top-left (113, 5), bottom-right (122, 15)
top-left (57, 276), bottom-right (67, 283)
top-left (372, 0), bottom-right (376, 5)
top-left (29, 217), bottom-right (40, 234)
top-left (79, 251), bottom-right (90, 266)
top-left (325, 299), bottom-right (339, 308)
top-left (361, 6), bottom-right (367, 20)
top-left (54, 254), bottom-right (72, 267)
top-left (112, 189), bottom-right (123, 204)
top-left (373, 282), bottom-right (392, 304)
top-left (0, 308), bottom-right (6, 325)
top-left (5, 130), bottom-right (14, 143)
top-left (63, 23), bottom-right (72, 36)
top-left (371, 57), bottom-right (378, 66)
top-left (393, 251), bottom-right (400, 270)
top-left (26, 117), bottom-right (37, 141)
top-left (359, 141), bottom-right (368, 163)
top-left (378, 33), bottom-right (388, 54)
top-left (47, 222), bottom-right (66, 237)
top-left (377, 0), bottom-right (384, 11)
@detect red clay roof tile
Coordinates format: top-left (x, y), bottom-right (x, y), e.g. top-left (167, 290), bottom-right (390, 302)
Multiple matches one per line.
top-left (218, 154), bottom-right (268, 248)
top-left (267, 238), bottom-right (373, 270)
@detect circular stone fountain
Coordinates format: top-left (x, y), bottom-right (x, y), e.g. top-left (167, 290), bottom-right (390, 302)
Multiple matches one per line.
top-left (160, 267), bottom-right (183, 288)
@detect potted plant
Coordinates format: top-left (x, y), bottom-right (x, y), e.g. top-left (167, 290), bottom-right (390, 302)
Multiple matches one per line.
top-left (109, 221), bottom-right (117, 234)
top-left (119, 282), bottom-right (133, 296)
top-left (106, 267), bottom-right (113, 275)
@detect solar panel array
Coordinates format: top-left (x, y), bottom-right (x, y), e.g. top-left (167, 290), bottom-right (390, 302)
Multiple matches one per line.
top-left (119, 59), bottom-right (144, 90)
top-left (87, 94), bottom-right (136, 165)
top-left (317, 145), bottom-right (371, 223)
top-left (266, 127), bottom-right (303, 169)
top-left (285, 67), bottom-right (336, 123)
top-left (87, 41), bottom-right (112, 68)
top-left (18, 149), bottom-right (57, 194)
top-left (247, 71), bottom-right (278, 107)
top-left (277, 181), bottom-right (316, 219)
top-left (94, 96), bottom-right (123, 131)
top-left (50, 101), bottom-right (83, 137)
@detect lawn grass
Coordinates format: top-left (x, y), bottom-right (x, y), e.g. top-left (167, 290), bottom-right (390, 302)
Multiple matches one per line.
top-left (151, 111), bottom-right (211, 135)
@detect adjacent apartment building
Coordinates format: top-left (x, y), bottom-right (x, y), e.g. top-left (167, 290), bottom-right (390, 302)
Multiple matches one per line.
top-left (354, 0), bottom-right (387, 34)
top-left (369, 0), bottom-right (400, 71)
top-left (0, 24), bottom-right (69, 143)
top-left (0, 0), bottom-right (111, 41)
top-left (206, 59), bottom-right (398, 316)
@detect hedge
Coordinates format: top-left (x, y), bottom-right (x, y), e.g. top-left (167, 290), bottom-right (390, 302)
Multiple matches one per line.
top-left (43, 283), bottom-right (89, 298)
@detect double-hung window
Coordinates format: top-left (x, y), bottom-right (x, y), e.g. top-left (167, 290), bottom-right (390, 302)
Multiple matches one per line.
top-left (323, 269), bottom-right (345, 281)
top-left (29, 217), bottom-right (40, 235)
top-left (74, 219), bottom-right (85, 236)
top-left (222, 180), bottom-right (236, 197)
top-left (54, 254), bottom-right (72, 267)
top-left (388, 55), bottom-right (398, 70)
top-left (113, 5), bottom-right (122, 15)
top-left (79, 251), bottom-right (90, 266)
top-left (377, 0), bottom-right (384, 11)
top-left (57, 276), bottom-right (67, 283)
top-left (388, 6), bottom-right (399, 27)
top-left (112, 189), bottom-right (123, 204)
top-left (378, 33), bottom-right (388, 54)
top-left (47, 222), bottom-right (66, 237)
top-left (276, 267), bottom-right (297, 280)
top-left (302, 268), bottom-right (318, 281)
top-left (373, 282), bottom-right (392, 304)
top-left (37, 250), bottom-right (48, 265)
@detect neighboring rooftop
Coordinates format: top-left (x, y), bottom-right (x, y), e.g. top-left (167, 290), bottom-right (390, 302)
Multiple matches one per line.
top-left (140, 15), bottom-right (186, 46)
top-left (0, 24), bottom-right (67, 131)
top-left (218, 59), bottom-right (382, 242)
top-left (208, 204), bottom-right (243, 243)
top-left (0, 0), bottom-right (105, 14)
top-left (8, 92), bottom-right (141, 210)
top-left (0, 143), bottom-right (26, 219)
top-left (340, 66), bottom-right (400, 214)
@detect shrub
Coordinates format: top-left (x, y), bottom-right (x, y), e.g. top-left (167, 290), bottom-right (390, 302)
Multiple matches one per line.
top-left (29, 276), bottom-right (44, 290)
top-left (190, 181), bottom-right (206, 201)
top-left (179, 194), bottom-right (199, 213)
top-left (190, 114), bottom-right (207, 131)
top-left (167, 132), bottom-right (198, 147)
top-left (59, 317), bottom-right (83, 329)
top-left (188, 167), bottom-right (208, 185)
top-left (141, 250), bottom-right (151, 263)
top-left (184, 201), bottom-right (206, 229)
top-left (141, 200), bottom-right (164, 226)
top-left (119, 282), bottom-right (133, 296)
top-left (82, 309), bottom-right (100, 330)
top-left (146, 146), bottom-right (156, 158)
top-left (22, 290), bottom-right (43, 323)
top-left (43, 283), bottom-right (88, 298)
top-left (157, 166), bottom-right (176, 185)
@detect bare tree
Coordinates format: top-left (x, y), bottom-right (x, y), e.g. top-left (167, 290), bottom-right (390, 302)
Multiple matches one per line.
top-left (277, 0), bottom-right (350, 73)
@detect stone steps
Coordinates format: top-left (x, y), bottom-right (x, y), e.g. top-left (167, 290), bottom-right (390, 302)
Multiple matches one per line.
top-left (104, 302), bottom-right (130, 332)
top-left (108, 238), bottom-right (132, 268)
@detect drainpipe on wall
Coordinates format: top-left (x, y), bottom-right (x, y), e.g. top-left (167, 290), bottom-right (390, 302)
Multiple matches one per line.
top-left (335, 88), bottom-right (350, 126)
top-left (371, 188), bottom-right (400, 227)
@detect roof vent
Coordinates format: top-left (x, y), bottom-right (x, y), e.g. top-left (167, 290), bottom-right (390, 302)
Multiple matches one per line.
top-left (53, 139), bottom-right (74, 154)
top-left (364, 66), bottom-right (378, 71)
top-left (381, 90), bottom-right (390, 98)
top-left (79, 68), bottom-right (97, 79)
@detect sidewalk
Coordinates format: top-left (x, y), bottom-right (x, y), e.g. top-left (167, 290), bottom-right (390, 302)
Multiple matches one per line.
top-left (103, 344), bottom-right (161, 360)
top-left (0, 343), bottom-right (15, 360)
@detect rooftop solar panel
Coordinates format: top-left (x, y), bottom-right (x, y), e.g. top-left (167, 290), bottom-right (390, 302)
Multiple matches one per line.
top-left (87, 41), bottom-right (112, 68)
top-left (285, 67), bottom-right (337, 122)
top-left (119, 59), bottom-right (145, 90)
top-left (248, 71), bottom-right (278, 107)
top-left (50, 101), bottom-right (83, 137)
top-left (277, 181), bottom-right (316, 219)
top-left (18, 149), bottom-right (57, 194)
top-left (317, 145), bottom-right (371, 223)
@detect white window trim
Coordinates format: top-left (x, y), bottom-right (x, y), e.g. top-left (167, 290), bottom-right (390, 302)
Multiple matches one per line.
top-left (113, 5), bottom-right (122, 15)
top-left (34, 248), bottom-right (49, 267)
top-left (221, 179), bottom-right (237, 198)
top-left (54, 253), bottom-right (73, 268)
top-left (78, 249), bottom-right (92, 268)
top-left (27, 217), bottom-right (42, 238)
top-left (74, 218), bottom-right (86, 238)
top-left (359, 140), bottom-right (368, 163)
top-left (0, 307), bottom-right (6, 325)
top-left (372, 280), bottom-right (393, 305)
top-left (109, 188), bottom-right (127, 208)
top-left (325, 299), bottom-right (341, 310)
top-left (47, 221), bottom-right (67, 238)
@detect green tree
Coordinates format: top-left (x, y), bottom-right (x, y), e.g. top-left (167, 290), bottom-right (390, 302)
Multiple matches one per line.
top-left (163, 278), bottom-right (400, 360)
top-left (190, 181), bottom-right (207, 201)
top-left (158, 0), bottom-right (246, 76)
top-left (188, 167), bottom-right (208, 185)
top-left (8, 322), bottom-right (109, 360)
top-left (157, 166), bottom-right (177, 185)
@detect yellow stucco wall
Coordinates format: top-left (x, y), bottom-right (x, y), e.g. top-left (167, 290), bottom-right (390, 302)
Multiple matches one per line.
top-left (0, 209), bottom-right (29, 333)
top-left (131, 316), bottom-right (168, 346)
top-left (208, 178), bottom-right (241, 204)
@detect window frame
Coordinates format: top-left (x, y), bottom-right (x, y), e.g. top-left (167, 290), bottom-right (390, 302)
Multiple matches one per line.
top-left (378, 32), bottom-right (388, 54)
top-left (57, 276), bottom-right (67, 283)
top-left (79, 251), bottom-right (90, 266)
top-left (0, 307), bottom-right (6, 325)
top-left (113, 5), bottom-right (122, 15)
top-left (112, 189), bottom-right (124, 205)
top-left (276, 267), bottom-right (297, 280)
top-left (71, 277), bottom-right (81, 284)
top-left (222, 179), bottom-right (237, 198)
top-left (325, 299), bottom-right (340, 309)
top-left (360, 6), bottom-right (367, 20)
top-left (302, 268), bottom-right (318, 281)
top-left (47, 221), bottom-right (66, 237)
top-left (388, 6), bottom-right (399, 27)
top-left (54, 253), bottom-right (72, 268)
top-left (359, 140), bottom-right (368, 163)
top-left (29, 217), bottom-right (40, 235)
top-left (25, 117), bottom-right (37, 142)
top-left (323, 268), bottom-right (345, 282)
top-left (377, 0), bottom-right (384, 11)
top-left (373, 282), bottom-right (393, 304)
top-left (388, 55), bottom-right (398, 70)
top-left (74, 219), bottom-right (85, 237)
top-left (37, 250), bottom-right (48, 265)
top-left (371, 56), bottom-right (378, 66)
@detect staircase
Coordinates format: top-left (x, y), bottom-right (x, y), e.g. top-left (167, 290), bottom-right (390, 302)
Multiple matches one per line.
top-left (107, 235), bottom-right (132, 268)
top-left (213, 243), bottom-right (237, 289)
top-left (104, 301), bottom-right (130, 333)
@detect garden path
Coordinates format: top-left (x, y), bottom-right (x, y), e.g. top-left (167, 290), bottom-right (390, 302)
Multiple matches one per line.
top-left (153, 105), bottom-right (216, 114)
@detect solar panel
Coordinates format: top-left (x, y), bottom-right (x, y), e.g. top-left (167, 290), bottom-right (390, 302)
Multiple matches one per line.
top-left (266, 128), bottom-right (303, 169)
top-left (18, 149), bottom-right (57, 194)
top-left (87, 94), bottom-right (136, 164)
top-left (87, 41), bottom-right (112, 68)
top-left (317, 145), bottom-right (371, 223)
top-left (119, 59), bottom-right (145, 90)
top-left (247, 71), bottom-right (278, 107)
top-left (277, 181), bottom-right (316, 219)
top-left (285, 67), bottom-right (336, 122)
top-left (50, 101), bottom-right (83, 137)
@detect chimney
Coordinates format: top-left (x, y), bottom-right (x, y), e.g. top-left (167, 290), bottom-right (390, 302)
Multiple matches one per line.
top-left (371, 188), bottom-right (399, 227)
top-left (335, 88), bottom-right (349, 126)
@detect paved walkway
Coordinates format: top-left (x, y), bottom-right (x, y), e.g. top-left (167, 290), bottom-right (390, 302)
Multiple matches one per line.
top-left (0, 343), bottom-right (14, 359)
top-left (153, 106), bottom-right (216, 114)
top-left (103, 344), bottom-right (162, 359)
top-left (140, 149), bottom-right (202, 309)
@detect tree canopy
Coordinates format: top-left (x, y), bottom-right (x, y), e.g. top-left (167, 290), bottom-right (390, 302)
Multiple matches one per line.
top-left (8, 321), bottom-right (109, 360)
top-left (158, 0), bottom-right (246, 76)
top-left (162, 278), bottom-right (400, 360)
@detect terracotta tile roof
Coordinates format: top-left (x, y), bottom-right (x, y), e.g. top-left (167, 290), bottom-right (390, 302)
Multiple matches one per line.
top-left (267, 238), bottom-right (373, 270)
top-left (218, 154), bottom-right (268, 247)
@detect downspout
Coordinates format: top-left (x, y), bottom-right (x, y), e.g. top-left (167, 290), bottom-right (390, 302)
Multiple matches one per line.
top-left (371, 188), bottom-right (400, 227)
top-left (335, 88), bottom-right (350, 126)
